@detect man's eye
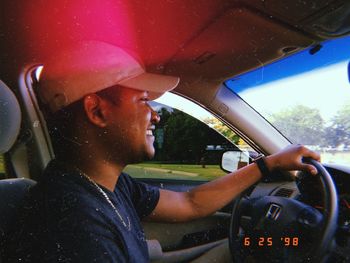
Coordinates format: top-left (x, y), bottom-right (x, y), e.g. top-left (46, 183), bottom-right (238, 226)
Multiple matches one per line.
top-left (141, 97), bottom-right (149, 102)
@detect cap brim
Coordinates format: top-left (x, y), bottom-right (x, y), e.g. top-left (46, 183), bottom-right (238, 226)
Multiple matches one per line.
top-left (118, 72), bottom-right (180, 100)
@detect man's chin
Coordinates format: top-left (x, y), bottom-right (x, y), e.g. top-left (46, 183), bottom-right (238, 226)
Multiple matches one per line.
top-left (128, 148), bottom-right (155, 164)
top-left (144, 149), bottom-right (155, 161)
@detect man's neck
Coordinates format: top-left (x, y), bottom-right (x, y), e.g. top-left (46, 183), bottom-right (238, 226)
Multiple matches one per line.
top-left (68, 158), bottom-right (125, 192)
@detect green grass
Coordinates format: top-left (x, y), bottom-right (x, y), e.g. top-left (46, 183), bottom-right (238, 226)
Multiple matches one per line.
top-left (124, 163), bottom-right (226, 181)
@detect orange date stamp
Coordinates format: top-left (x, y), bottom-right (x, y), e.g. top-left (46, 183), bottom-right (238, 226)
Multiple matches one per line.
top-left (243, 237), bottom-right (299, 247)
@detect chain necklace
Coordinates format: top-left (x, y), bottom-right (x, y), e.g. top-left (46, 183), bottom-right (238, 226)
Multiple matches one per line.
top-left (75, 168), bottom-right (131, 231)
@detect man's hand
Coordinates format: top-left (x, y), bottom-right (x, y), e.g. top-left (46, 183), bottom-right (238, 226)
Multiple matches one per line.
top-left (265, 144), bottom-right (321, 175)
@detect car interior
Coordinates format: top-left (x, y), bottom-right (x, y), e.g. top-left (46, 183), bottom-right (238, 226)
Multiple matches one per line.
top-left (1, 0), bottom-right (350, 262)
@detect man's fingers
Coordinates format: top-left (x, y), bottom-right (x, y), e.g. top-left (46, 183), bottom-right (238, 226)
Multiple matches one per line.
top-left (300, 146), bottom-right (321, 174)
top-left (296, 144), bottom-right (321, 162)
top-left (306, 149), bottom-right (321, 162)
top-left (300, 163), bottom-right (318, 175)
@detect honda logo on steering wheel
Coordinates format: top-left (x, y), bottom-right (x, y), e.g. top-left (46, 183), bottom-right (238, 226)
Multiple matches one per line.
top-left (266, 204), bottom-right (282, 220)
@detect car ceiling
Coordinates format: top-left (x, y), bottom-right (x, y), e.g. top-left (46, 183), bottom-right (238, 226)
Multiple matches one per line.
top-left (1, 0), bottom-right (350, 105)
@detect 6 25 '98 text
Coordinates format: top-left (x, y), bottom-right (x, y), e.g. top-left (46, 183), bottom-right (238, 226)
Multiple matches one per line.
top-left (243, 237), bottom-right (299, 247)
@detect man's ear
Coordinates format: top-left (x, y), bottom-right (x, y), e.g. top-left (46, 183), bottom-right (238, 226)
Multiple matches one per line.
top-left (83, 94), bottom-right (108, 128)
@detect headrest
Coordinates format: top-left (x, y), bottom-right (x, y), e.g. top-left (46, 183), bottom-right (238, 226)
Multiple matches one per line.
top-left (0, 80), bottom-right (21, 154)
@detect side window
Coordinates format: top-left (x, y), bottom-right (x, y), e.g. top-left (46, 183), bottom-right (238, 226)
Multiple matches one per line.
top-left (124, 93), bottom-right (256, 181)
top-left (0, 154), bottom-right (5, 179)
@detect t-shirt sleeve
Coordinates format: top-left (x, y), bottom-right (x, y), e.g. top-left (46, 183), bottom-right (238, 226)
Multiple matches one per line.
top-left (120, 173), bottom-right (160, 219)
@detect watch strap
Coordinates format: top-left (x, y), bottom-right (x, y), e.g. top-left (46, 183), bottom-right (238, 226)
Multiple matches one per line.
top-left (254, 156), bottom-right (270, 178)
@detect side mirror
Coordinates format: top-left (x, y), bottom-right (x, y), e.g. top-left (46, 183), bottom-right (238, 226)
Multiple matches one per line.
top-left (221, 151), bottom-right (249, 173)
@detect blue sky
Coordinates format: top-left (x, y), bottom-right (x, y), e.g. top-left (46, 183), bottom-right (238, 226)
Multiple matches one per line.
top-left (226, 35), bottom-right (350, 93)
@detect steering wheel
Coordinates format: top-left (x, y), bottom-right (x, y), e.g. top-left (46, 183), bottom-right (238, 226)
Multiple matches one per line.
top-left (229, 159), bottom-right (338, 262)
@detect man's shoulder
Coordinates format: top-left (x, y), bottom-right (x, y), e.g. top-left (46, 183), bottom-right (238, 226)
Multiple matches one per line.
top-left (26, 161), bottom-right (103, 220)
top-left (115, 172), bottom-right (136, 193)
top-left (20, 176), bottom-right (111, 241)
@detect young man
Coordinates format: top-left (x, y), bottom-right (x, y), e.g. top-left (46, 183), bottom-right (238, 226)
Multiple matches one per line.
top-left (5, 41), bottom-right (320, 262)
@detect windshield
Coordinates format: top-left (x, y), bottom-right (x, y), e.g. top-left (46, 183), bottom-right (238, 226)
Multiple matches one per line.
top-left (226, 36), bottom-right (350, 165)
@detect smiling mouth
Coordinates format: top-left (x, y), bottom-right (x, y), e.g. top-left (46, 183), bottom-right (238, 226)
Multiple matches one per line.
top-left (146, 126), bottom-right (155, 136)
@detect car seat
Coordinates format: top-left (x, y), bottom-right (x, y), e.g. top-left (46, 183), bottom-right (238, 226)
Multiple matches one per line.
top-left (0, 80), bottom-right (36, 260)
top-left (0, 80), bottom-right (21, 154)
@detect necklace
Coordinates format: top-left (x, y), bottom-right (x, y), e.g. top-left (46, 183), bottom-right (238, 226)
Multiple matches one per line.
top-left (75, 168), bottom-right (131, 231)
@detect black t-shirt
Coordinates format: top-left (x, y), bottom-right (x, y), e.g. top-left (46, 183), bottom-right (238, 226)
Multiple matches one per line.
top-left (4, 160), bottom-right (160, 262)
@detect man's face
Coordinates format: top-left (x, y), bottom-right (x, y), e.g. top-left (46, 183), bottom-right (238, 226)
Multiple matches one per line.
top-left (101, 86), bottom-right (159, 164)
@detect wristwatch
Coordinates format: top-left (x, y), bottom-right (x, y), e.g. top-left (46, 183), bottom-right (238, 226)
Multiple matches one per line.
top-left (253, 155), bottom-right (270, 179)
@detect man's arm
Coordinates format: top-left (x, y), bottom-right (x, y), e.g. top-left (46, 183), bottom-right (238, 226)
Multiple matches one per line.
top-left (146, 145), bottom-right (320, 222)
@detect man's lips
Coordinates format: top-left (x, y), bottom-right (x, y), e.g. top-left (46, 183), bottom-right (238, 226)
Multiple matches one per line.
top-left (146, 125), bottom-right (155, 136)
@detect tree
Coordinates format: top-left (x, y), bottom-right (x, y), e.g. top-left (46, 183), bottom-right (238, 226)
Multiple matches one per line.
top-left (270, 105), bottom-right (325, 145)
top-left (327, 102), bottom-right (350, 146)
top-left (203, 118), bottom-right (240, 144)
top-left (153, 109), bottom-right (229, 163)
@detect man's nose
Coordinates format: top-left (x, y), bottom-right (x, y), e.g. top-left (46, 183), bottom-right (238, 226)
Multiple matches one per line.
top-left (151, 108), bottom-right (160, 124)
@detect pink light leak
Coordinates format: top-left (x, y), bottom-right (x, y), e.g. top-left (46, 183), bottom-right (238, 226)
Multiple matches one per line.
top-left (9, 0), bottom-right (229, 68)
top-left (20, 0), bottom-right (137, 61)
